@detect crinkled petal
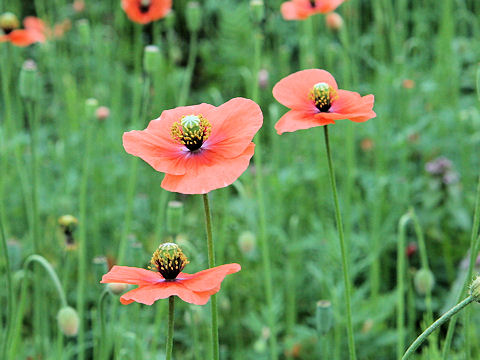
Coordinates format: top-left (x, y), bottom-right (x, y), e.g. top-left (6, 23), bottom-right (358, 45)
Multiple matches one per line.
top-left (161, 143), bottom-right (255, 194)
top-left (7, 30), bottom-right (37, 47)
top-left (101, 266), bottom-right (163, 285)
top-left (330, 90), bottom-right (375, 118)
top-left (122, 0), bottom-right (172, 24)
top-left (180, 263), bottom-right (241, 292)
top-left (273, 69), bottom-right (338, 111)
top-left (275, 109), bottom-right (335, 134)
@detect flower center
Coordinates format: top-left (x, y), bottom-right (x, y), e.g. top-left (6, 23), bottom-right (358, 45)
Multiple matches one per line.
top-left (0, 12), bottom-right (19, 35)
top-left (149, 243), bottom-right (189, 280)
top-left (139, 0), bottom-right (151, 13)
top-left (309, 82), bottom-right (337, 112)
top-left (309, 0), bottom-right (316, 7)
top-left (171, 114), bottom-right (212, 152)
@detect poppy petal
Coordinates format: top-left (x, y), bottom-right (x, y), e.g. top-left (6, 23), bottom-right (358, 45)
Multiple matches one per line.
top-left (273, 69), bottom-right (338, 111)
top-left (122, 0), bottom-right (172, 24)
top-left (206, 98), bottom-right (263, 158)
top-left (161, 143), bottom-right (255, 194)
top-left (330, 90), bottom-right (375, 118)
top-left (275, 109), bottom-right (335, 134)
top-left (180, 263), bottom-right (241, 292)
top-left (7, 30), bottom-right (37, 47)
top-left (281, 1), bottom-right (307, 20)
top-left (119, 282), bottom-right (212, 305)
top-left (101, 266), bottom-right (163, 285)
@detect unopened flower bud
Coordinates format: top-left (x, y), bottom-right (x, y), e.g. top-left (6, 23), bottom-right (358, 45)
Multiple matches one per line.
top-left (57, 306), bottom-right (79, 337)
top-left (414, 268), bottom-right (435, 295)
top-left (186, 2), bottom-right (201, 33)
top-left (95, 106), bottom-right (110, 121)
top-left (315, 300), bottom-right (333, 335)
top-left (250, 0), bottom-right (264, 24)
top-left (166, 201), bottom-right (184, 235)
top-left (238, 231), bottom-right (256, 256)
top-left (470, 276), bottom-right (480, 302)
top-left (0, 12), bottom-right (20, 34)
top-left (258, 69), bottom-right (269, 89)
top-left (19, 60), bottom-right (41, 101)
top-left (325, 12), bottom-right (343, 31)
top-left (143, 45), bottom-right (162, 74)
top-left (93, 256), bottom-right (108, 282)
top-left (107, 282), bottom-right (129, 295)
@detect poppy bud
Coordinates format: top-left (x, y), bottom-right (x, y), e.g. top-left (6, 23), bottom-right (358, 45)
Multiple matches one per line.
top-left (58, 214), bottom-right (78, 248)
top-left (315, 300), bottom-right (333, 335)
top-left (414, 268), bottom-right (435, 295)
top-left (85, 98), bottom-right (99, 118)
top-left (250, 0), bottom-right (264, 24)
top-left (325, 12), bottom-right (343, 31)
top-left (238, 231), bottom-right (256, 256)
top-left (165, 10), bottom-right (176, 29)
top-left (107, 282), bottom-right (129, 295)
top-left (19, 60), bottom-right (41, 101)
top-left (0, 12), bottom-right (20, 34)
top-left (76, 19), bottom-right (90, 45)
top-left (57, 306), bottom-right (79, 337)
top-left (166, 200), bottom-right (184, 235)
top-left (469, 276), bottom-right (480, 302)
top-left (186, 2), bottom-right (201, 33)
top-left (143, 45), bottom-right (162, 74)
top-left (95, 106), bottom-right (110, 121)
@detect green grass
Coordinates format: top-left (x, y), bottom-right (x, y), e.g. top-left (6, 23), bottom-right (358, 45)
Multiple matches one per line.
top-left (1, 0), bottom-right (480, 359)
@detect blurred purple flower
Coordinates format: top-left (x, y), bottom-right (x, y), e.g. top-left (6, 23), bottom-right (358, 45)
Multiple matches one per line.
top-left (425, 156), bottom-right (452, 175)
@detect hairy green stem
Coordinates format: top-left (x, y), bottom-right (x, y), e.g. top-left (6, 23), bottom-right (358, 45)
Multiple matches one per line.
top-left (202, 193), bottom-right (219, 360)
top-left (0, 215), bottom-right (13, 359)
top-left (323, 126), bottom-right (357, 360)
top-left (396, 213), bottom-right (410, 360)
top-left (166, 296), bottom-right (175, 360)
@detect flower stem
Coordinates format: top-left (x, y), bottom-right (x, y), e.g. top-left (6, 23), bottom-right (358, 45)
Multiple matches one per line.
top-left (202, 193), bottom-right (219, 360)
top-left (178, 30), bottom-right (198, 106)
top-left (98, 289), bottom-right (110, 360)
top-left (402, 296), bottom-right (474, 360)
top-left (0, 215), bottom-right (13, 359)
top-left (323, 125), bottom-right (357, 360)
top-left (166, 296), bottom-right (175, 360)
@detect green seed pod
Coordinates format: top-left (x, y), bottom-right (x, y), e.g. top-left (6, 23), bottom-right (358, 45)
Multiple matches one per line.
top-left (19, 60), bottom-right (41, 101)
top-left (469, 276), bottom-right (480, 302)
top-left (57, 306), bottom-right (79, 337)
top-left (186, 2), bottom-right (201, 33)
top-left (414, 268), bottom-right (435, 295)
top-left (143, 45), bottom-right (162, 74)
top-left (250, 0), bottom-right (264, 24)
top-left (315, 300), bottom-right (333, 335)
top-left (107, 282), bottom-right (129, 295)
top-left (166, 200), bottom-right (184, 235)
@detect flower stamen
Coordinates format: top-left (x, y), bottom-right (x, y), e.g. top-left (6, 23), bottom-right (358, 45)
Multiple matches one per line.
top-left (149, 243), bottom-right (189, 280)
top-left (308, 82), bottom-right (337, 112)
top-left (171, 114), bottom-right (212, 152)
top-left (139, 0), bottom-right (151, 13)
top-left (309, 0), bottom-right (316, 8)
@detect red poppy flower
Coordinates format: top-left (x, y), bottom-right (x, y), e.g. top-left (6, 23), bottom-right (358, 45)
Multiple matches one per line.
top-left (123, 98), bottom-right (263, 194)
top-left (121, 0), bottom-right (172, 24)
top-left (101, 243), bottom-right (241, 305)
top-left (272, 69), bottom-right (375, 134)
top-left (0, 16), bottom-right (68, 47)
top-left (281, 0), bottom-right (345, 20)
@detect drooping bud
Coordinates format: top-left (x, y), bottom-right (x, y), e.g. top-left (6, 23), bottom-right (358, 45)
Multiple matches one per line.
top-left (0, 12), bottom-right (20, 34)
top-left (250, 0), bottom-right (264, 24)
top-left (469, 276), bottom-right (480, 302)
top-left (309, 82), bottom-right (337, 112)
top-left (414, 268), bottom-right (435, 295)
top-left (57, 306), bottom-right (79, 337)
top-left (325, 12), bottom-right (343, 31)
top-left (166, 201), bottom-right (184, 235)
top-left (315, 300), bottom-right (333, 335)
top-left (19, 60), bottom-right (41, 101)
top-left (186, 2), bottom-right (201, 33)
top-left (107, 282), bottom-right (129, 295)
top-left (143, 45), bottom-right (162, 74)
top-left (149, 243), bottom-right (189, 280)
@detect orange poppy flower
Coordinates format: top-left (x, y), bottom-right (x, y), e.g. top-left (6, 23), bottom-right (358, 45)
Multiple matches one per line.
top-left (101, 243), bottom-right (241, 305)
top-left (123, 98), bottom-right (263, 194)
top-left (272, 69), bottom-right (375, 134)
top-left (121, 0), bottom-right (172, 24)
top-left (281, 0), bottom-right (345, 20)
top-left (0, 16), bottom-right (68, 47)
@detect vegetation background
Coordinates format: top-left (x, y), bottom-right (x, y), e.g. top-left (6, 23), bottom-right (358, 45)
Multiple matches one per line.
top-left (1, 0), bottom-right (480, 359)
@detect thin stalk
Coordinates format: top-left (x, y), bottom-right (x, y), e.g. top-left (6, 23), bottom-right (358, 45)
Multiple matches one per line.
top-left (178, 30), bottom-right (198, 105)
top-left (397, 213), bottom-right (410, 360)
top-left (0, 215), bottom-right (13, 359)
top-left (402, 296), bottom-right (474, 360)
top-left (323, 125), bottom-right (357, 360)
top-left (442, 175), bottom-right (480, 358)
top-left (166, 296), bottom-right (175, 360)
top-left (202, 193), bottom-right (219, 360)
top-left (98, 289), bottom-right (110, 360)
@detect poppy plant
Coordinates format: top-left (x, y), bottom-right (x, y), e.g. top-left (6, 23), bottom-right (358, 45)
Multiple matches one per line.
top-left (281, 0), bottom-right (345, 20)
top-left (272, 69), bottom-right (375, 134)
top-left (123, 98), bottom-right (263, 194)
top-left (101, 243), bottom-right (241, 305)
top-left (121, 0), bottom-right (172, 24)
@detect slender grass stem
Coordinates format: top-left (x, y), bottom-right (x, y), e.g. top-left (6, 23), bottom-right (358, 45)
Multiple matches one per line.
top-left (166, 296), bottom-right (175, 360)
top-left (202, 193), bottom-right (219, 360)
top-left (98, 289), bottom-right (110, 360)
top-left (402, 296), bottom-right (474, 360)
top-left (396, 213), bottom-right (410, 360)
top-left (323, 125), bottom-right (356, 360)
top-left (0, 215), bottom-right (13, 359)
